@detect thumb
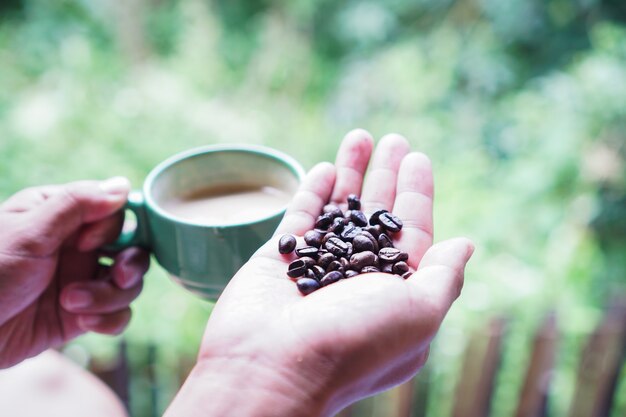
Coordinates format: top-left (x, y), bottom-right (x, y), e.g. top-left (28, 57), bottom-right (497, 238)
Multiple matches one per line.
top-left (406, 237), bottom-right (474, 319)
top-left (29, 177), bottom-right (130, 251)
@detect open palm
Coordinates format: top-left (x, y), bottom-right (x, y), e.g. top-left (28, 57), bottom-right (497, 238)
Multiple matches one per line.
top-left (193, 130), bottom-right (473, 416)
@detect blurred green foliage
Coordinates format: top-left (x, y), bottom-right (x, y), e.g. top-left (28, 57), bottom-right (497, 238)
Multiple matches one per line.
top-left (1, 0), bottom-right (625, 416)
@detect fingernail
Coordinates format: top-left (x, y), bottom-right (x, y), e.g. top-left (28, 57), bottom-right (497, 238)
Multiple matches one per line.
top-left (79, 315), bottom-right (101, 327)
top-left (64, 290), bottom-right (92, 309)
top-left (119, 273), bottom-right (136, 290)
top-left (99, 177), bottom-right (130, 195)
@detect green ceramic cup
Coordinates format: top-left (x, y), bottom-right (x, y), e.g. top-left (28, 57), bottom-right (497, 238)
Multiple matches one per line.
top-left (112, 145), bottom-right (305, 300)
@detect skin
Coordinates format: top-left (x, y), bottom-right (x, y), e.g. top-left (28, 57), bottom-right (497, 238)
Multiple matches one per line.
top-left (0, 351), bottom-right (128, 417)
top-left (0, 177), bottom-right (150, 369)
top-left (165, 129), bottom-right (475, 417)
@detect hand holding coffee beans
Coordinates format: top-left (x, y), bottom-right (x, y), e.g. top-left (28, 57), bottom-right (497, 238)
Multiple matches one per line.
top-left (168, 130), bottom-right (476, 417)
top-left (278, 194), bottom-right (411, 295)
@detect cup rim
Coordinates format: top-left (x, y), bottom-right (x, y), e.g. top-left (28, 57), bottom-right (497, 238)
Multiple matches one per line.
top-left (143, 144), bottom-right (306, 228)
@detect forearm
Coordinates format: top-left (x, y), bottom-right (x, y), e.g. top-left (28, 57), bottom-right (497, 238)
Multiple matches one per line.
top-left (164, 356), bottom-right (331, 417)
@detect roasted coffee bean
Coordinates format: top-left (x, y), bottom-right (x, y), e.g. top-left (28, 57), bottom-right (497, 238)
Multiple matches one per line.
top-left (304, 230), bottom-right (324, 248)
top-left (300, 256), bottom-right (316, 269)
top-left (378, 212), bottom-right (403, 233)
top-left (320, 271), bottom-right (343, 286)
top-left (350, 210), bottom-right (368, 227)
top-left (326, 260), bottom-right (343, 272)
top-left (344, 269), bottom-right (359, 278)
top-left (347, 194), bottom-right (361, 210)
top-left (317, 252), bottom-right (335, 269)
top-left (287, 259), bottom-right (307, 278)
top-left (364, 224), bottom-right (383, 238)
top-left (369, 209), bottom-right (389, 226)
top-left (345, 241), bottom-right (354, 258)
top-left (316, 249), bottom-right (329, 259)
top-left (296, 246), bottom-right (319, 258)
top-left (358, 230), bottom-right (376, 241)
top-left (352, 234), bottom-right (376, 253)
top-left (339, 257), bottom-right (350, 269)
top-left (362, 231), bottom-right (379, 252)
top-left (278, 234), bottom-right (297, 254)
top-left (378, 233), bottom-right (393, 248)
top-left (377, 247), bottom-right (401, 262)
top-left (325, 237), bottom-right (349, 256)
top-left (378, 247), bottom-right (409, 263)
top-left (329, 217), bottom-right (347, 233)
top-left (402, 271), bottom-right (412, 279)
top-left (311, 265), bottom-right (326, 279)
top-left (393, 261), bottom-right (409, 275)
top-left (349, 251), bottom-right (377, 271)
top-left (323, 204), bottom-right (344, 218)
top-left (315, 213), bottom-right (334, 230)
top-left (322, 232), bottom-right (338, 245)
top-left (297, 278), bottom-right (321, 295)
top-left (284, 194), bottom-right (410, 293)
top-left (340, 222), bottom-right (360, 240)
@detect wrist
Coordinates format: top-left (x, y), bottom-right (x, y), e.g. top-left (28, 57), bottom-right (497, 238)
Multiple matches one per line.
top-left (165, 352), bottom-right (335, 417)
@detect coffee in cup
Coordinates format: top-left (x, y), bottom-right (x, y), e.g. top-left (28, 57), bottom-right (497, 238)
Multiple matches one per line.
top-left (160, 183), bottom-right (294, 226)
top-left (109, 145), bottom-right (304, 300)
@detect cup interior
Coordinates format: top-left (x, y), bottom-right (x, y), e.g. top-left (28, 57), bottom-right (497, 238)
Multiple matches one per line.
top-left (146, 146), bottom-right (302, 227)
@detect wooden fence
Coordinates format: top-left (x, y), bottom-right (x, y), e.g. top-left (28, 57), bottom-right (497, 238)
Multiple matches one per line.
top-left (91, 304), bottom-right (626, 417)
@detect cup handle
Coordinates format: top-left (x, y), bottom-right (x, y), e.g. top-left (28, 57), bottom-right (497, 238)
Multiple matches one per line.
top-left (105, 190), bottom-right (151, 251)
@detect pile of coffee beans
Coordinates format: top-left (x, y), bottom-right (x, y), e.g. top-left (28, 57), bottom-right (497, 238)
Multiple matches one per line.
top-left (278, 194), bottom-right (411, 295)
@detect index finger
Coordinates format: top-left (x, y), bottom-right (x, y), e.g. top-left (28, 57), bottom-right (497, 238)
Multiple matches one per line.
top-left (1, 185), bottom-right (63, 212)
top-left (273, 162), bottom-right (336, 237)
top-left (329, 129), bottom-right (374, 205)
